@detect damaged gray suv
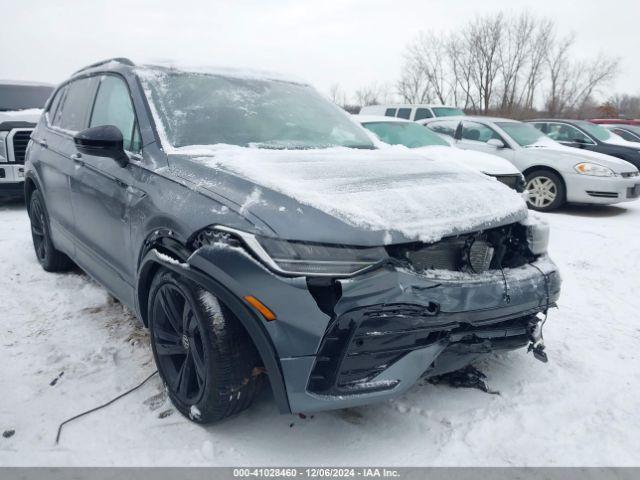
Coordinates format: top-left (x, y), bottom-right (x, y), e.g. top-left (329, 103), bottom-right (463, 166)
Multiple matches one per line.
top-left (25, 58), bottom-right (560, 423)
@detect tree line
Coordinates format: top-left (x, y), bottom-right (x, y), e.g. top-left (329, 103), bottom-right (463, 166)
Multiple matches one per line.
top-left (330, 12), bottom-right (639, 119)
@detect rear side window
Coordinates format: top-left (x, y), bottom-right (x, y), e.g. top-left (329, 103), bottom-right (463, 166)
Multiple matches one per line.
top-left (612, 128), bottom-right (640, 142)
top-left (414, 108), bottom-right (433, 120)
top-left (384, 108), bottom-right (397, 117)
top-left (397, 108), bottom-right (412, 119)
top-left (90, 75), bottom-right (141, 153)
top-left (461, 121), bottom-right (501, 143)
top-left (57, 78), bottom-right (96, 132)
top-left (546, 122), bottom-right (592, 143)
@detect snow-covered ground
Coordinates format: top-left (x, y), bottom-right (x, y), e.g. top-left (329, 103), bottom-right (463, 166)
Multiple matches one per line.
top-left (1, 199), bottom-right (639, 466)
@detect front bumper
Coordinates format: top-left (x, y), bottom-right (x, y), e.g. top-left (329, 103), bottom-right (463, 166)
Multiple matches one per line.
top-left (188, 245), bottom-right (560, 413)
top-left (565, 172), bottom-right (640, 204)
top-left (0, 164), bottom-right (25, 198)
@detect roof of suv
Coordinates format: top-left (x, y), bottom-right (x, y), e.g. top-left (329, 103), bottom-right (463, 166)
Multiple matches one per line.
top-left (70, 57), bottom-right (309, 86)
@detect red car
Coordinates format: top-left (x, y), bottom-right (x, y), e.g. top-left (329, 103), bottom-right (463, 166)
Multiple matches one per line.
top-left (590, 118), bottom-right (640, 126)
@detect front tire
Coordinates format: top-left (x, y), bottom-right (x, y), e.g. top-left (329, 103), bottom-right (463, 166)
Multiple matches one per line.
top-left (28, 190), bottom-right (73, 272)
top-left (525, 170), bottom-right (565, 212)
top-left (148, 269), bottom-right (264, 424)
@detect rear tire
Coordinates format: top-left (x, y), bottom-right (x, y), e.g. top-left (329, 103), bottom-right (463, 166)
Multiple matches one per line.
top-left (524, 170), bottom-right (565, 212)
top-left (28, 190), bottom-right (73, 272)
top-left (148, 269), bottom-right (264, 424)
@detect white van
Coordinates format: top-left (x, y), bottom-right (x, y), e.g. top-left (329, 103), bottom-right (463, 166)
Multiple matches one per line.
top-left (359, 104), bottom-right (465, 121)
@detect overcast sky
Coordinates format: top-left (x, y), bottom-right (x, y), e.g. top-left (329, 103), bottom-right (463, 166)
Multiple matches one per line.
top-left (2, 0), bottom-right (639, 102)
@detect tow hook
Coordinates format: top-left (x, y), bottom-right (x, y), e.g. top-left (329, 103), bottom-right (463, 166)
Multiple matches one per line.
top-left (528, 318), bottom-right (548, 363)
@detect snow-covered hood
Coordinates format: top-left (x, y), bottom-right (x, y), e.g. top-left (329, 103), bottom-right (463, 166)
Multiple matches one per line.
top-left (522, 144), bottom-right (639, 173)
top-left (0, 108), bottom-right (42, 125)
top-left (168, 145), bottom-right (528, 245)
top-left (414, 146), bottom-right (521, 175)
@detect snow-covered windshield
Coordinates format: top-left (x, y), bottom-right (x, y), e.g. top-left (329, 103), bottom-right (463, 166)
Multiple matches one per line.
top-left (496, 122), bottom-right (556, 147)
top-left (362, 121), bottom-right (449, 148)
top-left (137, 68), bottom-right (374, 150)
top-left (0, 84), bottom-right (53, 111)
top-left (432, 107), bottom-right (465, 117)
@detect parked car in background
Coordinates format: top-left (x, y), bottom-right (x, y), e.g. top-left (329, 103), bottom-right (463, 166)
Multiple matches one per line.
top-left (527, 119), bottom-right (640, 170)
top-left (0, 81), bottom-right (53, 199)
top-left (359, 104), bottom-right (465, 121)
top-left (590, 118), bottom-right (640, 126)
top-left (599, 124), bottom-right (640, 143)
top-left (356, 115), bottom-right (525, 191)
top-left (25, 58), bottom-right (558, 423)
top-left (422, 116), bottom-right (640, 211)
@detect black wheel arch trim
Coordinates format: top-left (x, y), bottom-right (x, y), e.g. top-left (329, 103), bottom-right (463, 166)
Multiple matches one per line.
top-left (137, 248), bottom-right (292, 414)
top-left (523, 165), bottom-right (566, 189)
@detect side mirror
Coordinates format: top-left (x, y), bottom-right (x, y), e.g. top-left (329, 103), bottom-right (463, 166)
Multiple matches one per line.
top-left (74, 125), bottom-right (128, 168)
top-left (487, 138), bottom-right (505, 149)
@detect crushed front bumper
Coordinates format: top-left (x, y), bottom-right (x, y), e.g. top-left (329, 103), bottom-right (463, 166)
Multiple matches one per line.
top-left (0, 164), bottom-right (25, 198)
top-left (189, 245), bottom-right (560, 413)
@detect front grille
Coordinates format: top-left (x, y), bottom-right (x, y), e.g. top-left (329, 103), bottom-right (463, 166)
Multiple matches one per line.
top-left (11, 130), bottom-right (32, 164)
top-left (386, 223), bottom-right (534, 274)
top-left (586, 191), bottom-right (618, 198)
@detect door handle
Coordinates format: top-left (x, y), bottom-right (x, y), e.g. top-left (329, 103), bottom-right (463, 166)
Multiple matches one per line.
top-left (39, 139), bottom-right (48, 149)
top-left (71, 153), bottom-right (84, 165)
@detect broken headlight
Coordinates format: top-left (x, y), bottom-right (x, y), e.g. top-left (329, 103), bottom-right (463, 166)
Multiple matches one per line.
top-left (213, 226), bottom-right (387, 277)
top-left (522, 216), bottom-right (549, 255)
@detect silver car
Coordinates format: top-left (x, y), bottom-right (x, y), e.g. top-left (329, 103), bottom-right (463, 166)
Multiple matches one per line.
top-left (422, 116), bottom-right (640, 211)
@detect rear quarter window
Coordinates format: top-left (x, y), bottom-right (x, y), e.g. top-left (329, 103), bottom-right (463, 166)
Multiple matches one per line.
top-left (385, 108), bottom-right (397, 117)
top-left (47, 87), bottom-right (67, 127)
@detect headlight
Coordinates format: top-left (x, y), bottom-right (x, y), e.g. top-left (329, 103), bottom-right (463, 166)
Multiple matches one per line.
top-left (0, 132), bottom-right (8, 162)
top-left (574, 162), bottom-right (615, 177)
top-left (521, 215), bottom-right (549, 255)
top-left (213, 226), bottom-right (388, 277)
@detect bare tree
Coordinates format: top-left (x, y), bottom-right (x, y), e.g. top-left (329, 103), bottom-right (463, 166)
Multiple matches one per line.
top-left (466, 13), bottom-right (505, 112)
top-left (354, 82), bottom-right (395, 107)
top-left (606, 94), bottom-right (640, 118)
top-left (328, 83), bottom-right (347, 106)
top-left (398, 12), bottom-right (620, 117)
top-left (397, 60), bottom-right (432, 104)
top-left (545, 34), bottom-right (619, 116)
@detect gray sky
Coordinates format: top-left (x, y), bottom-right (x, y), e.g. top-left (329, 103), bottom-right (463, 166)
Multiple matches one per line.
top-left (2, 0), bottom-right (639, 102)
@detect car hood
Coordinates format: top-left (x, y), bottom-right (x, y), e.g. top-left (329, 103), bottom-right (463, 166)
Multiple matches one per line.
top-left (167, 145), bottom-right (528, 246)
top-left (0, 108), bottom-right (42, 125)
top-left (414, 145), bottom-right (521, 175)
top-left (521, 144), bottom-right (639, 173)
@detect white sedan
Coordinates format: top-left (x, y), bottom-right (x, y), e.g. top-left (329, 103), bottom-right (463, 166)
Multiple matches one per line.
top-left (422, 116), bottom-right (640, 211)
top-left (355, 115), bottom-right (526, 191)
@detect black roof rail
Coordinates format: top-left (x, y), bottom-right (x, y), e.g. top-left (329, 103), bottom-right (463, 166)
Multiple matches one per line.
top-left (73, 57), bottom-right (135, 75)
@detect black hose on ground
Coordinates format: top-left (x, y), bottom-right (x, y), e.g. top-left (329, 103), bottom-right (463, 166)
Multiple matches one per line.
top-left (55, 370), bottom-right (158, 444)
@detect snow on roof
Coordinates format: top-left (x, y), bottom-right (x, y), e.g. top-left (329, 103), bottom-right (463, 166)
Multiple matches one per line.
top-left (189, 144), bottom-right (528, 243)
top-left (136, 62), bottom-right (308, 85)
